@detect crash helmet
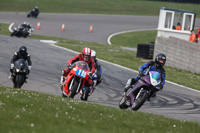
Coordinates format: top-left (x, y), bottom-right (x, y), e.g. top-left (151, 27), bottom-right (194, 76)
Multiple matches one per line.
top-left (82, 47), bottom-right (91, 61)
top-left (91, 50), bottom-right (96, 60)
top-left (155, 53), bottom-right (166, 67)
top-left (23, 22), bottom-right (27, 25)
top-left (35, 6), bottom-right (38, 9)
top-left (19, 46), bottom-right (27, 56)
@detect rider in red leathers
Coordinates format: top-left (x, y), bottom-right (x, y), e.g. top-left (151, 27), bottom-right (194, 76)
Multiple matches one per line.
top-left (61, 47), bottom-right (95, 87)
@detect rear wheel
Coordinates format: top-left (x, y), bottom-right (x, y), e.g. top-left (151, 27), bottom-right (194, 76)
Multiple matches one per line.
top-left (131, 91), bottom-right (149, 111)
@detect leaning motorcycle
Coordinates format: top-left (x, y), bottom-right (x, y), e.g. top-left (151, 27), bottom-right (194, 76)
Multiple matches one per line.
top-left (12, 59), bottom-right (29, 88)
top-left (119, 71), bottom-right (161, 111)
top-left (61, 61), bottom-right (90, 99)
top-left (10, 25), bottom-right (32, 38)
top-left (80, 72), bottom-right (98, 101)
top-left (27, 10), bottom-right (39, 18)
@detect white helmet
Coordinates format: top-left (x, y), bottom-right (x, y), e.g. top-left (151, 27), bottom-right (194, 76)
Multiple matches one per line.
top-left (91, 50), bottom-right (96, 60)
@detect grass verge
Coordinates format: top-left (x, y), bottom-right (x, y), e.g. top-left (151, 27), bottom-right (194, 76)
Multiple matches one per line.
top-left (0, 0), bottom-right (200, 16)
top-left (1, 23), bottom-right (200, 91)
top-left (0, 86), bottom-right (200, 133)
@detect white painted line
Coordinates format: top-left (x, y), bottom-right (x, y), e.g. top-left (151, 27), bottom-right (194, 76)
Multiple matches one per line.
top-left (8, 22), bottom-right (14, 32)
top-left (42, 40), bottom-right (200, 93)
top-left (107, 29), bottom-right (156, 45)
top-left (40, 40), bottom-right (57, 44)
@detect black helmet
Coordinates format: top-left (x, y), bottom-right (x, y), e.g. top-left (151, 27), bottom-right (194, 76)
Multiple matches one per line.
top-left (155, 53), bottom-right (166, 66)
top-left (19, 46), bottom-right (27, 56)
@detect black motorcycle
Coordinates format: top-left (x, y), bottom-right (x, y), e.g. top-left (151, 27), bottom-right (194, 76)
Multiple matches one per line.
top-left (27, 9), bottom-right (39, 18)
top-left (12, 59), bottom-right (29, 88)
top-left (10, 25), bottom-right (31, 38)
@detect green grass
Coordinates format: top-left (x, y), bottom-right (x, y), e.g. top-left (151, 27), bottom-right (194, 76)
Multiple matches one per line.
top-left (111, 30), bottom-right (157, 48)
top-left (0, 0), bottom-right (200, 16)
top-left (1, 23), bottom-right (200, 91)
top-left (0, 86), bottom-right (200, 133)
top-left (111, 30), bottom-right (200, 90)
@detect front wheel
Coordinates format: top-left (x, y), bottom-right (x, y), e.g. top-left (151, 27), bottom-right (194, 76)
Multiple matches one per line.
top-left (131, 91), bottom-right (149, 111)
top-left (14, 74), bottom-right (25, 88)
top-left (69, 77), bottom-right (80, 99)
top-left (82, 87), bottom-right (90, 101)
top-left (119, 95), bottom-right (129, 109)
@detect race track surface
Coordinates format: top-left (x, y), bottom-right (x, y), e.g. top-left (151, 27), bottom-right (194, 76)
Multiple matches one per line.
top-left (0, 12), bottom-right (200, 123)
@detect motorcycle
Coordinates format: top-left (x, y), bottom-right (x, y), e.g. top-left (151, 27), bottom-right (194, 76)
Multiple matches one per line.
top-left (27, 10), bottom-right (39, 18)
top-left (12, 59), bottom-right (29, 88)
top-left (119, 71), bottom-right (161, 111)
top-left (61, 61), bottom-right (90, 99)
top-left (10, 25), bottom-right (33, 38)
top-left (80, 72), bottom-right (98, 101)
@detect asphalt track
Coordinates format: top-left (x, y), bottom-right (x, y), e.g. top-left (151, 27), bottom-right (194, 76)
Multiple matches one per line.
top-left (0, 12), bottom-right (200, 123)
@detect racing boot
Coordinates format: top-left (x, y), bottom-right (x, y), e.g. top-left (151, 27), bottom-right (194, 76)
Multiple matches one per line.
top-left (124, 78), bottom-right (137, 92)
top-left (147, 91), bottom-right (157, 102)
top-left (60, 76), bottom-right (65, 85)
top-left (8, 73), bottom-right (13, 80)
top-left (60, 70), bottom-right (66, 85)
top-left (24, 75), bottom-right (28, 83)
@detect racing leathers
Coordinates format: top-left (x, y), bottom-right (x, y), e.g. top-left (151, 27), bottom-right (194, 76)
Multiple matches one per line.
top-left (10, 51), bottom-right (32, 78)
top-left (63, 53), bottom-right (95, 87)
top-left (124, 61), bottom-right (165, 93)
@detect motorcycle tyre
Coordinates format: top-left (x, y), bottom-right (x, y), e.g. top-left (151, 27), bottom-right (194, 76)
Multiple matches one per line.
top-left (14, 74), bottom-right (25, 88)
top-left (131, 91), bottom-right (149, 111)
top-left (69, 77), bottom-right (79, 99)
top-left (82, 87), bottom-right (90, 101)
top-left (119, 96), bottom-right (129, 109)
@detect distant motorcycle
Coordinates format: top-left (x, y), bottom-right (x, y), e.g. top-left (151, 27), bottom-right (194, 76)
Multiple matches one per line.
top-left (119, 71), bottom-right (161, 111)
top-left (10, 25), bottom-right (33, 38)
top-left (12, 58), bottom-right (29, 88)
top-left (61, 61), bottom-right (91, 99)
top-left (27, 9), bottom-right (39, 18)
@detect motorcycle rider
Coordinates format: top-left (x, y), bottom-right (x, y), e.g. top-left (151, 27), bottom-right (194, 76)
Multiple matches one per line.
top-left (9, 46), bottom-right (32, 83)
top-left (91, 50), bottom-right (103, 87)
top-left (31, 6), bottom-right (39, 17)
top-left (60, 47), bottom-right (95, 88)
top-left (124, 53), bottom-right (166, 100)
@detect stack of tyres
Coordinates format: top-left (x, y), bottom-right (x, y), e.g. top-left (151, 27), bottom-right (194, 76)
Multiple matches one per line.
top-left (136, 43), bottom-right (154, 59)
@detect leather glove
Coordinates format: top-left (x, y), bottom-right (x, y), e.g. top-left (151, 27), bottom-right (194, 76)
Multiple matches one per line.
top-left (88, 72), bottom-right (92, 78)
top-left (67, 64), bottom-right (72, 69)
top-left (139, 70), bottom-right (144, 76)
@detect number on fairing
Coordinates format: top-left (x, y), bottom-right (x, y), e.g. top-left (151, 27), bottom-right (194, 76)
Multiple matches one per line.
top-left (76, 69), bottom-right (86, 78)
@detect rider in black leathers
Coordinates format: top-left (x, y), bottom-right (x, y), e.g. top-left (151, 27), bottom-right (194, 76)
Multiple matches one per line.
top-left (9, 46), bottom-right (32, 82)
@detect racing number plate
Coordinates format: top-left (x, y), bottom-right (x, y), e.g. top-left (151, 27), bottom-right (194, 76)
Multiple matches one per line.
top-left (76, 69), bottom-right (86, 78)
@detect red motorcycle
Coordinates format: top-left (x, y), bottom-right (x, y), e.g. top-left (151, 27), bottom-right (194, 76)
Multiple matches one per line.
top-left (61, 61), bottom-right (90, 99)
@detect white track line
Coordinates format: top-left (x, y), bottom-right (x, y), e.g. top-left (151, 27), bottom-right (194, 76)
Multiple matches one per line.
top-left (43, 41), bottom-right (200, 93)
top-left (107, 29), bottom-right (156, 45)
top-left (8, 22), bottom-right (14, 32)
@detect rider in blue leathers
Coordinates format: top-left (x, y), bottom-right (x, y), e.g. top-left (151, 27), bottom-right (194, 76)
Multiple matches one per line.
top-left (91, 50), bottom-right (103, 87)
top-left (124, 53), bottom-right (166, 98)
